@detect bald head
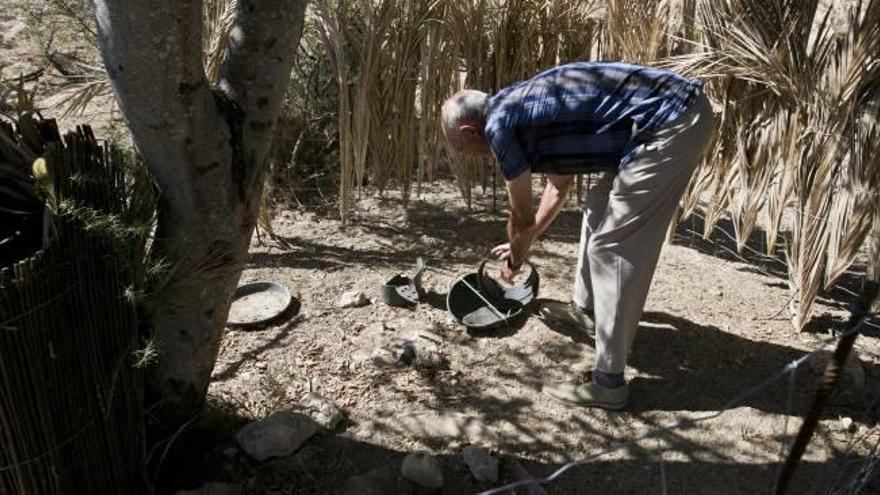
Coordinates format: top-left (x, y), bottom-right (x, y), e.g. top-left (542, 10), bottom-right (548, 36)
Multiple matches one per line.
top-left (441, 89), bottom-right (491, 156)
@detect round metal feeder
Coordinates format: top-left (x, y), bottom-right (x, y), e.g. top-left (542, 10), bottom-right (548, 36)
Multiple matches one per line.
top-left (447, 262), bottom-right (539, 330)
top-left (476, 259), bottom-right (539, 307)
top-left (379, 257), bottom-right (426, 307)
top-left (227, 281), bottom-right (298, 328)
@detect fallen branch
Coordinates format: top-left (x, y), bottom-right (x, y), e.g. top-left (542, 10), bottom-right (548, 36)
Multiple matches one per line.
top-left (775, 281), bottom-right (880, 493)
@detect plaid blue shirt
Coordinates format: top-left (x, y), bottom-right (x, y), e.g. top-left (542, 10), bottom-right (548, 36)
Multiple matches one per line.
top-left (484, 62), bottom-right (703, 180)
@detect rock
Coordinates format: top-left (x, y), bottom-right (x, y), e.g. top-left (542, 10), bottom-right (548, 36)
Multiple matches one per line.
top-left (352, 321), bottom-right (446, 370)
top-left (462, 446), bottom-right (499, 484)
top-left (175, 482), bottom-right (242, 495)
top-left (806, 351), bottom-right (866, 393)
top-left (401, 452), bottom-right (444, 489)
top-left (839, 416), bottom-right (854, 432)
top-left (235, 411), bottom-right (319, 462)
top-left (339, 466), bottom-right (415, 495)
top-left (262, 444), bottom-right (322, 478)
top-left (300, 392), bottom-right (344, 430)
top-left (367, 339), bottom-right (435, 369)
top-left (508, 460), bottom-right (548, 495)
top-left (338, 290), bottom-right (370, 308)
top-left (414, 346), bottom-right (445, 370)
top-left (847, 360), bottom-right (867, 392)
top-left (370, 345), bottom-right (402, 367)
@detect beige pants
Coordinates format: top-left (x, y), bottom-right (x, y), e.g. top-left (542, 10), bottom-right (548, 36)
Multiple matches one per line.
top-left (573, 92), bottom-right (714, 374)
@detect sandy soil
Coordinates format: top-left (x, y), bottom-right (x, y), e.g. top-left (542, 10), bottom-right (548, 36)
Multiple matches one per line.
top-left (186, 182), bottom-right (880, 495)
top-left (4, 4), bottom-right (879, 493)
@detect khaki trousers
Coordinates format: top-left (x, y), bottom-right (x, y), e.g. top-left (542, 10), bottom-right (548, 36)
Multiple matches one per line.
top-left (572, 92), bottom-right (714, 374)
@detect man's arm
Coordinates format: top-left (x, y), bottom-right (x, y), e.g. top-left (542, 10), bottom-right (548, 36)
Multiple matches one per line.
top-left (503, 173), bottom-right (573, 267)
top-left (532, 174), bottom-right (573, 240)
top-left (504, 170), bottom-right (535, 271)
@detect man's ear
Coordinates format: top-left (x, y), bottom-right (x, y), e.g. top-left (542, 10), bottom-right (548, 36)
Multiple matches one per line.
top-left (459, 123), bottom-right (482, 137)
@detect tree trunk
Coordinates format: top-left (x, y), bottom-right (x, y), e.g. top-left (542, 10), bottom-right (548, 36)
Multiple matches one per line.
top-left (870, 214), bottom-right (880, 312)
top-left (93, 0), bottom-right (307, 422)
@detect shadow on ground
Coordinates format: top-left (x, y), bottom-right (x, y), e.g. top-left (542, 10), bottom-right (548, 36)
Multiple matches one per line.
top-left (219, 191), bottom-right (880, 493)
top-left (248, 198), bottom-right (511, 272)
top-left (671, 213), bottom-right (872, 317)
top-left (158, 403), bottom-right (874, 495)
top-left (533, 309), bottom-right (879, 420)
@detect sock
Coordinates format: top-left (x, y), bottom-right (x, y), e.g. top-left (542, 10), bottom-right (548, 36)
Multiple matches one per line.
top-left (592, 369), bottom-right (625, 389)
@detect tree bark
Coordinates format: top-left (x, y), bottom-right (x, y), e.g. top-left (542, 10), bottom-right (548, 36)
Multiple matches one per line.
top-left (93, 0), bottom-right (307, 422)
top-left (869, 215), bottom-right (880, 312)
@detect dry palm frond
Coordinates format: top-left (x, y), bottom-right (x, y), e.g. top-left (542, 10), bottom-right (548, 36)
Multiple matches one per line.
top-left (388, 0), bottom-right (436, 206)
top-left (417, 5), bottom-right (458, 191)
top-left (730, 112), bottom-right (778, 250)
top-left (50, 57), bottom-right (113, 119)
top-left (49, 0), bottom-right (237, 118)
top-left (604, 0), bottom-right (669, 63)
top-left (665, 0), bottom-right (823, 106)
top-left (787, 115), bottom-right (836, 331)
top-left (660, 0), bottom-right (880, 330)
top-left (431, 0), bottom-right (606, 207)
top-left (314, 0), bottom-right (356, 222)
top-left (348, 0), bottom-right (392, 198)
top-left (204, 0), bottom-right (238, 83)
top-left (298, 0), bottom-right (880, 331)
top-left (824, 102), bottom-right (880, 286)
top-left (785, 0), bottom-right (880, 330)
top-left (764, 110), bottom-right (798, 254)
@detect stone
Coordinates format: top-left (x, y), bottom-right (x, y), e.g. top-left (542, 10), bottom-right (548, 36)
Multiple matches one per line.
top-left (338, 290), bottom-right (370, 308)
top-left (401, 452), bottom-right (444, 489)
top-left (235, 411), bottom-right (319, 462)
top-left (847, 359), bottom-right (867, 392)
top-left (339, 466), bottom-right (415, 495)
top-left (175, 482), bottom-right (242, 495)
top-left (300, 392), bottom-right (344, 430)
top-left (462, 446), bottom-right (499, 484)
top-left (806, 351), bottom-right (866, 393)
top-left (509, 460), bottom-right (548, 495)
top-left (352, 321), bottom-right (447, 370)
top-left (414, 346), bottom-right (445, 370)
top-left (370, 345), bottom-right (402, 367)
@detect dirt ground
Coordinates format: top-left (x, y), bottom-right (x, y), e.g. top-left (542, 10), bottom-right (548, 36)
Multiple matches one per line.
top-left (176, 182), bottom-right (880, 495)
top-left (4, 4), bottom-right (880, 493)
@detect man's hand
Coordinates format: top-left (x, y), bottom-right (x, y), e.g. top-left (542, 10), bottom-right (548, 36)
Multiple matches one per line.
top-left (491, 242), bottom-right (511, 260)
top-left (500, 257), bottom-right (521, 283)
top-left (492, 243), bottom-right (522, 283)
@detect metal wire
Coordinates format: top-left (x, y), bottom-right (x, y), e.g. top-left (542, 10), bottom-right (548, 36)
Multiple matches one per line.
top-left (478, 206), bottom-right (877, 494)
top-left (477, 208), bottom-right (879, 494)
top-left (478, 316), bottom-right (873, 495)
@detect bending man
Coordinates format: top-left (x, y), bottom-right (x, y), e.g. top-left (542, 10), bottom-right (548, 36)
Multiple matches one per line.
top-left (440, 62), bottom-right (713, 409)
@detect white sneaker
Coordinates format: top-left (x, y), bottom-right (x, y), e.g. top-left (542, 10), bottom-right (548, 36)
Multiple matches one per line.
top-left (542, 372), bottom-right (628, 410)
top-left (537, 301), bottom-right (595, 335)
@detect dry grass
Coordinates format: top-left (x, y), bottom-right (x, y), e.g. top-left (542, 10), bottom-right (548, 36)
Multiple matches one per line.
top-left (311, 0), bottom-right (879, 330)
top-left (10, 0), bottom-right (878, 328)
